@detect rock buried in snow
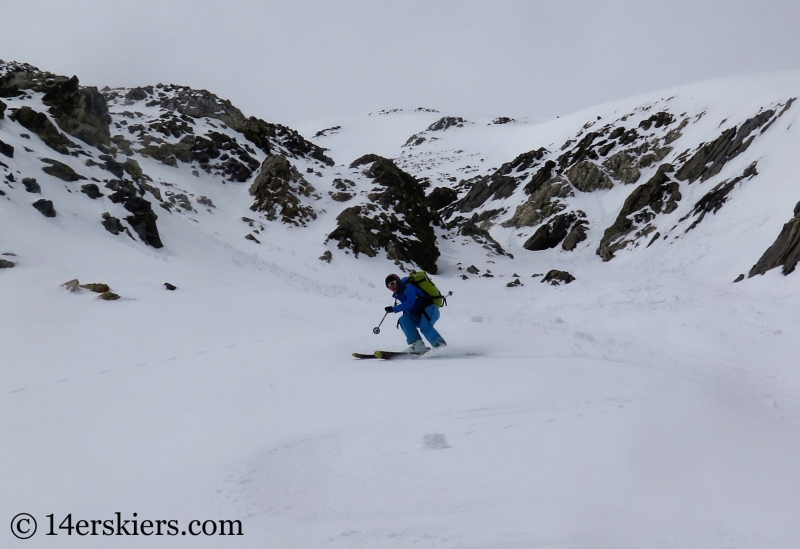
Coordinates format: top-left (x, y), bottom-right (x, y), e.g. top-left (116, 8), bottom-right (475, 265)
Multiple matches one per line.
top-left (422, 433), bottom-right (450, 449)
top-left (0, 259), bottom-right (15, 269)
top-left (506, 278), bottom-right (523, 287)
top-left (164, 282), bottom-right (177, 290)
top-left (98, 291), bottom-right (120, 301)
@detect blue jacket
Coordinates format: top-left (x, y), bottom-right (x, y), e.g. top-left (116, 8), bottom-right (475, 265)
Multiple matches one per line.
top-left (391, 277), bottom-right (430, 315)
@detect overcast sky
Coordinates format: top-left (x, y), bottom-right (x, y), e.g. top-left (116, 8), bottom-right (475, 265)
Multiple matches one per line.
top-left (2, 0), bottom-right (800, 127)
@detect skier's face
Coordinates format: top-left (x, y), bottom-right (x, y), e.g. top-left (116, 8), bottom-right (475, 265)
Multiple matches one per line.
top-left (387, 279), bottom-right (399, 292)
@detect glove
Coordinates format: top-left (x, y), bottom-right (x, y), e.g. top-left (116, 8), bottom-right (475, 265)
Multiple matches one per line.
top-left (384, 306), bottom-right (394, 313)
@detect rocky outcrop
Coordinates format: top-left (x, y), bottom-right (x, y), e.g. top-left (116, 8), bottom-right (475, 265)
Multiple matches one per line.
top-left (10, 106), bottom-right (78, 154)
top-left (327, 156), bottom-right (440, 273)
top-left (42, 75), bottom-right (111, 148)
top-left (0, 98), bottom-right (6, 118)
top-left (566, 161), bottom-right (613, 192)
top-left (118, 84), bottom-right (333, 165)
top-left (597, 164), bottom-right (681, 261)
top-left (523, 211), bottom-right (588, 251)
top-left (249, 154), bottom-right (319, 226)
top-left (41, 158), bottom-right (86, 181)
top-left (748, 201), bottom-right (800, 277)
top-left (123, 196), bottom-right (163, 248)
top-left (427, 116), bottom-right (467, 131)
top-left (676, 106), bottom-right (791, 183)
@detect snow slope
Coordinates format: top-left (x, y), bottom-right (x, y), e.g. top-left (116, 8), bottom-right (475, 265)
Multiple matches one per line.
top-left (4, 70), bottom-right (800, 548)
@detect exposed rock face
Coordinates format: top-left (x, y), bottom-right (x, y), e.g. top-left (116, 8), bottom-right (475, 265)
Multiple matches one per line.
top-left (749, 201), bottom-right (800, 277)
top-left (41, 158), bottom-right (86, 181)
top-left (566, 161), bottom-right (613, 192)
top-left (10, 106), bottom-right (78, 154)
top-left (249, 154), bottom-right (318, 226)
top-left (0, 98), bottom-right (6, 118)
top-left (42, 75), bottom-right (111, 148)
top-left (0, 138), bottom-right (14, 158)
top-left (597, 164), bottom-right (681, 261)
top-left (123, 196), bottom-right (163, 248)
top-left (121, 85), bottom-right (333, 165)
top-left (524, 211), bottom-right (588, 251)
top-left (504, 177), bottom-right (572, 229)
top-left (101, 212), bottom-right (127, 236)
top-left (458, 221), bottom-right (510, 257)
top-left (327, 156), bottom-right (440, 272)
top-left (32, 199), bottom-right (56, 217)
top-left (427, 116), bottom-right (467, 131)
top-left (427, 186), bottom-right (458, 211)
top-left (676, 106), bottom-right (790, 183)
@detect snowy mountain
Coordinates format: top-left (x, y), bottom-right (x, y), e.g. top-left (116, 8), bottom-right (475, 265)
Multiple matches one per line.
top-left (4, 61), bottom-right (800, 548)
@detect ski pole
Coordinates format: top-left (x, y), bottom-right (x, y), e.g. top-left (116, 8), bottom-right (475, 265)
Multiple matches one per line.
top-left (373, 311), bottom-right (389, 334)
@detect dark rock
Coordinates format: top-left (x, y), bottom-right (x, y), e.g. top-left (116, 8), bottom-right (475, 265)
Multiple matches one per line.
top-left (457, 148), bottom-right (547, 212)
top-left (101, 212), bottom-right (126, 235)
top-left (466, 265), bottom-right (480, 274)
top-left (541, 270), bottom-right (575, 285)
top-left (492, 117), bottom-right (516, 125)
top-left (524, 212), bottom-right (578, 251)
top-left (733, 274), bottom-right (745, 283)
top-left (32, 199), bottom-right (56, 217)
top-left (41, 158), bottom-right (86, 181)
top-left (164, 282), bottom-right (177, 290)
top-left (638, 111), bottom-right (674, 131)
top-left (81, 183), bottom-right (104, 199)
top-left (503, 176), bottom-right (572, 229)
top-left (123, 197), bottom-right (163, 248)
top-left (245, 234), bottom-right (261, 243)
top-left (98, 291), bottom-right (120, 301)
top-left (427, 116), bottom-right (467, 131)
top-left (523, 160), bottom-right (556, 195)
top-left (196, 195), bottom-right (215, 208)
top-left (124, 87), bottom-right (150, 102)
top-left (326, 156), bottom-right (440, 273)
top-left (319, 250), bottom-right (332, 263)
top-left (427, 186), bottom-right (458, 210)
top-left (597, 164), bottom-right (681, 261)
top-left (22, 178), bottom-right (40, 194)
top-left (0, 259), bottom-right (15, 269)
top-left (676, 109), bottom-right (776, 183)
top-left (10, 106), bottom-right (78, 154)
top-left (0, 98), bottom-right (5, 118)
top-left (506, 278), bottom-right (523, 287)
top-left (249, 154), bottom-right (318, 225)
top-left (0, 138), bottom-right (13, 158)
top-left (681, 162), bottom-right (758, 232)
top-left (562, 220), bottom-right (589, 251)
top-left (330, 192), bottom-right (353, 202)
top-left (403, 134), bottom-right (426, 147)
top-left (350, 154), bottom-right (382, 169)
top-left (42, 75), bottom-right (112, 148)
top-left (748, 200), bottom-right (800, 277)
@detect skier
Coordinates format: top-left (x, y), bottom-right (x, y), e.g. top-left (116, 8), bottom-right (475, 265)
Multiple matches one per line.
top-left (384, 273), bottom-right (447, 352)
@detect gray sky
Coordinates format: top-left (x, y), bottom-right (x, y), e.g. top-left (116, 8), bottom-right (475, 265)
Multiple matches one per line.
top-left (2, 0), bottom-right (800, 127)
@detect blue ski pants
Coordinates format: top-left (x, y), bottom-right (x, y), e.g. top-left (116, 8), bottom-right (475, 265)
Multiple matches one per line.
top-left (399, 304), bottom-right (445, 346)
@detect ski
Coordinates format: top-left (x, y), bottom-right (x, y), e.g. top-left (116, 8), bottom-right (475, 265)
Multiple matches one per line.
top-left (352, 350), bottom-right (428, 360)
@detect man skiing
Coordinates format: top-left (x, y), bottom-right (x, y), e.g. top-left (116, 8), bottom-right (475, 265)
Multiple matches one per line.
top-left (384, 273), bottom-right (447, 352)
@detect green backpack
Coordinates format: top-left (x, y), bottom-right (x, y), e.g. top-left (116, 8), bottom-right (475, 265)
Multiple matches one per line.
top-left (407, 271), bottom-right (447, 307)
